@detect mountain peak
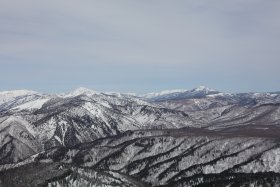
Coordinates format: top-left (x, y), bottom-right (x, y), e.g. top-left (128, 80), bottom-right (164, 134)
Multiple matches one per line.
top-left (193, 86), bottom-right (216, 92)
top-left (74, 87), bottom-right (95, 93)
top-left (141, 89), bottom-right (187, 99)
top-left (0, 89), bottom-right (40, 105)
top-left (0, 89), bottom-right (39, 96)
top-left (64, 87), bottom-right (100, 97)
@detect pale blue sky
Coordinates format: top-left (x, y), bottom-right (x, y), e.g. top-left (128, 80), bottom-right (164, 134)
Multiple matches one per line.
top-left (1, 0), bottom-right (280, 93)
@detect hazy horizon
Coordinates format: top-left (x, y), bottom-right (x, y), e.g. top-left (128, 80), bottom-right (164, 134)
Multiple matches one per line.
top-left (1, 85), bottom-right (280, 95)
top-left (1, 0), bottom-right (280, 93)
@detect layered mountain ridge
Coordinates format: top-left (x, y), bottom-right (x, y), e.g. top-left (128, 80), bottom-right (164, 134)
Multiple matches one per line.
top-left (0, 86), bottom-right (280, 187)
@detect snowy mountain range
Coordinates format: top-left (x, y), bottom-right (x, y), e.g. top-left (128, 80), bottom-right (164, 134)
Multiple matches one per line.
top-left (1, 86), bottom-right (280, 186)
top-left (141, 86), bottom-right (219, 101)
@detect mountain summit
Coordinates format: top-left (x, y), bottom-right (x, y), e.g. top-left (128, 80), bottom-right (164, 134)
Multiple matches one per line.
top-left (63, 87), bottom-right (100, 97)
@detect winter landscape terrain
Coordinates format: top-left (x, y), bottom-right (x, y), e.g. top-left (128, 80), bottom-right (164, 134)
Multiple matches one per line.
top-left (1, 86), bottom-right (280, 187)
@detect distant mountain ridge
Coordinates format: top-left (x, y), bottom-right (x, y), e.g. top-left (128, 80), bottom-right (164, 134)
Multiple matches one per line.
top-left (141, 86), bottom-right (220, 101)
top-left (1, 86), bottom-right (279, 102)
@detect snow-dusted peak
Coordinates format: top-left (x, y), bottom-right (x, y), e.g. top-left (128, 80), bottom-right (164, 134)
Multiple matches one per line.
top-left (0, 90), bottom-right (40, 105)
top-left (73, 87), bottom-right (96, 94)
top-left (141, 86), bottom-right (220, 101)
top-left (105, 92), bottom-right (137, 97)
top-left (206, 92), bottom-right (232, 98)
top-left (0, 90), bottom-right (38, 96)
top-left (253, 92), bottom-right (278, 97)
top-left (192, 86), bottom-right (216, 93)
top-left (142, 89), bottom-right (187, 99)
top-left (64, 87), bottom-right (100, 98)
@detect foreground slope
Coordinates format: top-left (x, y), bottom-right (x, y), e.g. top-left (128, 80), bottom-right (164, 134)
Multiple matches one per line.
top-left (1, 129), bottom-right (280, 187)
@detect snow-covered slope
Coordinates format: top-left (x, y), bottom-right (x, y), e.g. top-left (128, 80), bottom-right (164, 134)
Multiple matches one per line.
top-left (0, 90), bottom-right (44, 112)
top-left (153, 89), bottom-right (280, 129)
top-left (3, 129), bottom-right (280, 187)
top-left (1, 87), bottom-right (280, 186)
top-left (0, 88), bottom-right (197, 163)
top-left (0, 87), bottom-right (280, 155)
top-left (0, 116), bottom-right (41, 164)
top-left (63, 87), bottom-right (101, 98)
top-left (143, 86), bottom-right (220, 101)
top-left (141, 89), bottom-right (187, 99)
top-left (0, 90), bottom-right (39, 105)
top-left (12, 98), bottom-right (50, 111)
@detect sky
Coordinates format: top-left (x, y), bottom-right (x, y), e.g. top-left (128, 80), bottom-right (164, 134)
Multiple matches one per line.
top-left (0, 0), bottom-right (280, 94)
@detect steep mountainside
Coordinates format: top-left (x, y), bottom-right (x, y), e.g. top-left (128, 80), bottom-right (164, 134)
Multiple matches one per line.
top-left (1, 129), bottom-right (280, 187)
top-left (0, 88), bottom-right (196, 165)
top-left (0, 87), bottom-right (280, 186)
